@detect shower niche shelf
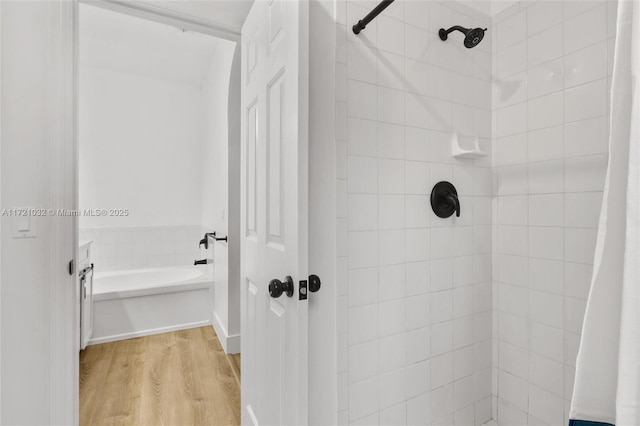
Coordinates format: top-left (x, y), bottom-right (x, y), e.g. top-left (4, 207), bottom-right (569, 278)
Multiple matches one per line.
top-left (451, 133), bottom-right (487, 159)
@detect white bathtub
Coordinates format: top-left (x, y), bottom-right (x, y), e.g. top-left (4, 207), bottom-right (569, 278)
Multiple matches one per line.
top-left (90, 265), bottom-right (213, 345)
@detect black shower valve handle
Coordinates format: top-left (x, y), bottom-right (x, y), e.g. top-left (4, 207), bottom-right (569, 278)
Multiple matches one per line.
top-left (431, 181), bottom-right (461, 219)
top-left (446, 193), bottom-right (461, 217)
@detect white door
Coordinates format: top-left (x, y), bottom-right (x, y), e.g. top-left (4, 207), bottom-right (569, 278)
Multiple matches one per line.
top-left (240, 0), bottom-right (309, 425)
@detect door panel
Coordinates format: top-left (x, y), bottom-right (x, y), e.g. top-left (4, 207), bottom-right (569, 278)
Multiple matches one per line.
top-left (267, 71), bottom-right (284, 244)
top-left (241, 1), bottom-right (309, 425)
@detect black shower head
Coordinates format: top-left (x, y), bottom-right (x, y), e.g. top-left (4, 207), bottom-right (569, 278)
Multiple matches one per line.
top-left (439, 26), bottom-right (487, 48)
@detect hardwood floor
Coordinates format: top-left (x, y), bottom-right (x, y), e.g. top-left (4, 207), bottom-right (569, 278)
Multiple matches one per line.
top-left (80, 327), bottom-right (241, 426)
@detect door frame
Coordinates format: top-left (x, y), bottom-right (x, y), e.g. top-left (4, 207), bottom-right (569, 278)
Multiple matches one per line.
top-left (51, 1), bottom-right (241, 423)
top-left (48, 0), bottom-right (338, 424)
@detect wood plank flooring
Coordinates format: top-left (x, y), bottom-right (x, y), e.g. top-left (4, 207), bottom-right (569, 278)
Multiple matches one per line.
top-left (80, 327), bottom-right (240, 426)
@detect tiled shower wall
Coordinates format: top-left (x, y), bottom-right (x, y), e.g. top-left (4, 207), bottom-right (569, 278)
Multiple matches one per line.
top-left (335, 1), bottom-right (494, 424)
top-left (79, 226), bottom-right (206, 272)
top-left (491, 0), bottom-right (616, 424)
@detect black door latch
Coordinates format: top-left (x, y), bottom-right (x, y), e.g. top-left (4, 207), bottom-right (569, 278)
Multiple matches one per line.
top-left (299, 275), bottom-right (321, 300)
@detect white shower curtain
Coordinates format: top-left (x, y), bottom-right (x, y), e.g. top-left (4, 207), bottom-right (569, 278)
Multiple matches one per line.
top-left (569, 1), bottom-right (640, 425)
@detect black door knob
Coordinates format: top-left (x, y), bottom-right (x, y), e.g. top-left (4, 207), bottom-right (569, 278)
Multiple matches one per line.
top-left (309, 274), bottom-right (321, 293)
top-left (431, 181), bottom-right (461, 218)
top-left (268, 276), bottom-right (294, 298)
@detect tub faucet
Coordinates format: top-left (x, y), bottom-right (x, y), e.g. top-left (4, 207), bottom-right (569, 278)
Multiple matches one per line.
top-left (199, 232), bottom-right (217, 249)
top-left (194, 259), bottom-right (209, 265)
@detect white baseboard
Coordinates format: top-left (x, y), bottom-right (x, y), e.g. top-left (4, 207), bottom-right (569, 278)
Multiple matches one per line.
top-left (87, 320), bottom-right (210, 345)
top-left (211, 311), bottom-right (240, 354)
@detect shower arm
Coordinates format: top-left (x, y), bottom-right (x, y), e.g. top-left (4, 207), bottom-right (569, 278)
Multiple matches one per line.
top-left (439, 26), bottom-right (469, 38)
top-left (444, 26), bottom-right (468, 35)
top-left (352, 0), bottom-right (395, 34)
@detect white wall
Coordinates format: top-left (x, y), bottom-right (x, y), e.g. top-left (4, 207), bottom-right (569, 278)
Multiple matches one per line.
top-left (200, 39), bottom-right (236, 232)
top-left (200, 40), bottom-right (242, 350)
top-left (226, 45), bottom-right (241, 342)
top-left (1, 2), bottom-right (66, 423)
top-left (0, 0), bottom-right (242, 423)
top-left (490, 1), bottom-right (617, 424)
top-left (79, 66), bottom-right (204, 228)
top-left (335, 1), bottom-right (494, 424)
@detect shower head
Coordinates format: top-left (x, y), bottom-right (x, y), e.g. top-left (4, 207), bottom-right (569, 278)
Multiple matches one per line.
top-left (439, 26), bottom-right (487, 48)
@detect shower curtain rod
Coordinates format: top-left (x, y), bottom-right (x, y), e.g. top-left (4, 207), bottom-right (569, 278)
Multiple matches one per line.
top-left (352, 0), bottom-right (395, 34)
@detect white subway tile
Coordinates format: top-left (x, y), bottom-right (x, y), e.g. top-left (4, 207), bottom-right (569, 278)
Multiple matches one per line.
top-left (406, 360), bottom-right (430, 398)
top-left (379, 332), bottom-right (406, 373)
top-left (453, 285), bottom-right (474, 319)
top-left (527, 58), bottom-right (564, 99)
top-left (432, 385), bottom-right (455, 421)
top-left (564, 4), bottom-right (607, 54)
top-left (527, 1), bottom-right (563, 36)
top-left (406, 326), bottom-right (430, 364)
top-left (406, 228), bottom-right (430, 262)
top-left (498, 371), bottom-right (528, 412)
top-left (349, 267), bottom-right (379, 307)
top-left (496, 10), bottom-right (526, 52)
top-left (348, 80), bottom-right (378, 120)
top-left (378, 50), bottom-right (405, 90)
top-left (405, 93), bottom-right (431, 129)
top-left (564, 192), bottom-right (603, 228)
top-left (564, 228), bottom-right (598, 264)
top-left (528, 125), bottom-right (563, 162)
top-left (528, 25), bottom-right (563, 67)
top-left (348, 155), bottom-right (378, 193)
top-left (564, 41), bottom-right (607, 89)
top-left (349, 231), bottom-right (379, 269)
top-left (378, 86), bottom-right (405, 125)
top-left (348, 194), bottom-right (378, 231)
top-left (379, 194), bottom-right (405, 230)
top-left (564, 78), bottom-right (608, 123)
top-left (565, 154), bottom-right (608, 192)
top-left (404, 127), bottom-right (430, 162)
top-left (564, 115), bottom-right (609, 157)
top-left (379, 264), bottom-right (406, 302)
top-left (431, 321), bottom-right (453, 356)
top-left (379, 298), bottom-right (406, 337)
top-left (404, 24), bottom-right (428, 61)
top-left (377, 15), bottom-right (404, 55)
top-left (406, 260), bottom-right (430, 296)
top-left (529, 290), bottom-right (564, 329)
top-left (407, 393), bottom-right (432, 425)
top-left (349, 340), bottom-right (379, 383)
top-left (348, 41), bottom-right (378, 84)
top-left (529, 194), bottom-right (564, 227)
top-left (407, 294), bottom-right (430, 330)
top-left (528, 385), bottom-right (565, 425)
top-left (380, 402), bottom-right (406, 426)
top-left (379, 368), bottom-right (406, 409)
top-left (528, 92), bottom-right (563, 130)
top-left (349, 377), bottom-right (379, 421)
top-left (529, 258), bottom-right (564, 295)
top-left (404, 59), bottom-right (429, 95)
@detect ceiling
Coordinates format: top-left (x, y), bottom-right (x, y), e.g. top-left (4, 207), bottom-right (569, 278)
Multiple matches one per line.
top-left (460, 0), bottom-right (519, 17)
top-left (80, 3), bottom-right (236, 87)
top-left (143, 0), bottom-right (254, 32)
